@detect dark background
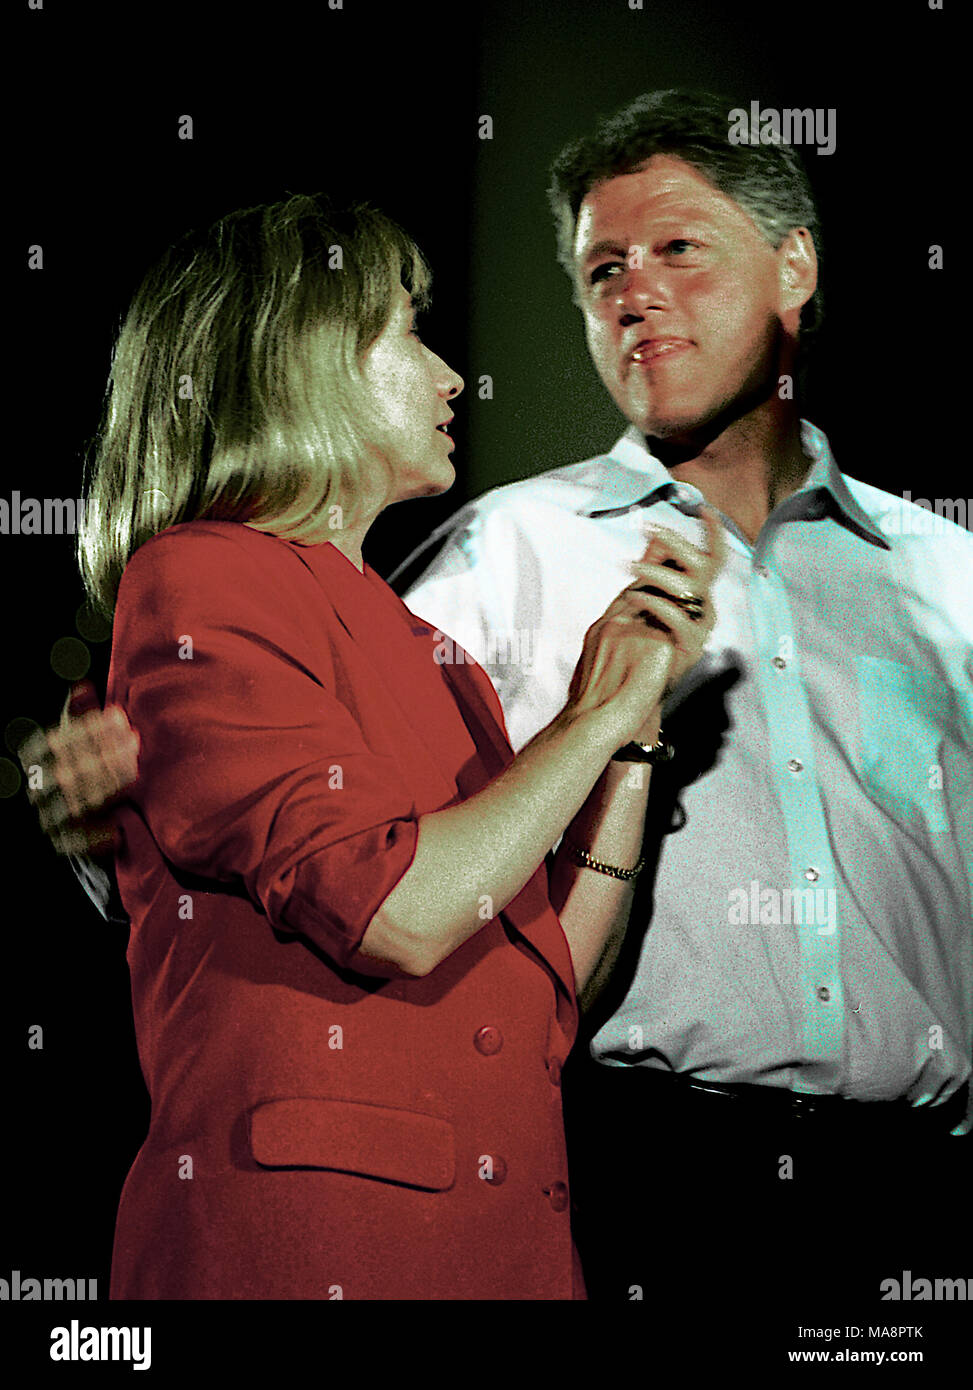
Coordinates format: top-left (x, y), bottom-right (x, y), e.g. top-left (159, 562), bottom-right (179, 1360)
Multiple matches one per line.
top-left (4, 0), bottom-right (965, 1361)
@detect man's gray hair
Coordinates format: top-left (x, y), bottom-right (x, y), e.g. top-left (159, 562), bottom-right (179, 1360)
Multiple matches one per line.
top-left (548, 89), bottom-right (824, 339)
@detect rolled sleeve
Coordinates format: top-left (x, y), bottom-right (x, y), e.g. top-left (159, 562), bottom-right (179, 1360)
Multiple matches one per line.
top-left (109, 527), bottom-right (420, 968)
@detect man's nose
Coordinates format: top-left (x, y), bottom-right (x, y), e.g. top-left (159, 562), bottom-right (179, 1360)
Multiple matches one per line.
top-left (613, 263), bottom-right (669, 319)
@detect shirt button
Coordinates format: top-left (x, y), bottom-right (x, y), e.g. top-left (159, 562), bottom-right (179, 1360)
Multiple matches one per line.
top-left (482, 1155), bottom-right (508, 1184)
top-left (546, 1057), bottom-right (562, 1087)
top-left (787, 758), bottom-right (804, 773)
top-left (804, 867), bottom-right (820, 882)
top-left (755, 564), bottom-right (769, 578)
top-left (816, 986), bottom-right (831, 1003)
top-left (474, 1026), bottom-right (503, 1056)
top-left (772, 656), bottom-right (787, 670)
top-left (544, 1181), bottom-right (569, 1213)
top-left (672, 483), bottom-right (702, 505)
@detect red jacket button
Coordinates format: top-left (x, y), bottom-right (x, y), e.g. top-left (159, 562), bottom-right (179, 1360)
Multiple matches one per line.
top-left (481, 1155), bottom-right (508, 1184)
top-left (474, 1025), bottom-right (503, 1055)
top-left (545, 1181), bottom-right (569, 1212)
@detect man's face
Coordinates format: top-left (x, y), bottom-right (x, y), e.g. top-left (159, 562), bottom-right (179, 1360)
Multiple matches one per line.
top-left (573, 154), bottom-right (807, 442)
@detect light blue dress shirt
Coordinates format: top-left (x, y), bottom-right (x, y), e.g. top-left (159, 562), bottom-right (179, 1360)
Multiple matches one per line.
top-left (400, 422), bottom-right (973, 1127)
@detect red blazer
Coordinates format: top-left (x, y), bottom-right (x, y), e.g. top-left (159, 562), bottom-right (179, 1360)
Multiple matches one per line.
top-left (106, 520), bottom-right (583, 1300)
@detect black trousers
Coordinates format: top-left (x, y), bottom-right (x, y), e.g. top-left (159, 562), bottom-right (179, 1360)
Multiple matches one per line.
top-left (563, 1057), bottom-right (970, 1313)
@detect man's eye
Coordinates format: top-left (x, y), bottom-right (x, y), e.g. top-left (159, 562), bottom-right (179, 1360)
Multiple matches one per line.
top-left (665, 239), bottom-right (697, 254)
top-left (589, 262), bottom-right (623, 285)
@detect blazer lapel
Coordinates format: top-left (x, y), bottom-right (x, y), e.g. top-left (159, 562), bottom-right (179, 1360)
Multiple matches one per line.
top-left (428, 642), bottom-right (515, 782)
top-left (288, 541), bottom-right (576, 1002)
top-left (290, 543), bottom-right (464, 789)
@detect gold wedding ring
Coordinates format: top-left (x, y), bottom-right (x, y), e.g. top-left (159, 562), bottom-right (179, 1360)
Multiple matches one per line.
top-left (674, 593), bottom-right (706, 621)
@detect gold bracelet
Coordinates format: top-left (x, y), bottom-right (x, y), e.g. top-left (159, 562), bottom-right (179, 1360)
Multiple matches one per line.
top-left (564, 838), bottom-right (645, 881)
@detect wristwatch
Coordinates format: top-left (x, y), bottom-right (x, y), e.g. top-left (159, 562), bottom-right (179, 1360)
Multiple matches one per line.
top-left (611, 733), bottom-right (674, 764)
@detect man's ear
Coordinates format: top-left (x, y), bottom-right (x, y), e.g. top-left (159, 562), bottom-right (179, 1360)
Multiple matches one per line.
top-left (778, 227), bottom-right (818, 318)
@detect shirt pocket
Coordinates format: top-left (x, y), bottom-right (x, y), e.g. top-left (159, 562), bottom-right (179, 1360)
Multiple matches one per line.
top-left (855, 656), bottom-right (951, 835)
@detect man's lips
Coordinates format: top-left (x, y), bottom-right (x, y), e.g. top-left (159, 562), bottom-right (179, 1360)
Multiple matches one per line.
top-left (629, 338), bottom-right (693, 364)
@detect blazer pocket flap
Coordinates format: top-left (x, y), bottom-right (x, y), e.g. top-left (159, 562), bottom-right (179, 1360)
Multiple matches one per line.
top-left (249, 1097), bottom-right (455, 1191)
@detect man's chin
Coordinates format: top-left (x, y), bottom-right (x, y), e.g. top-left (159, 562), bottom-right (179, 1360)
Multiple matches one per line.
top-left (634, 394), bottom-right (768, 453)
top-left (634, 409), bottom-right (710, 447)
top-left (632, 371), bottom-right (786, 447)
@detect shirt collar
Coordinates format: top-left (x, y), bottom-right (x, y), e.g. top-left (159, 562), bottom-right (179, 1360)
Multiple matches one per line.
top-left (586, 420), bottom-right (891, 550)
top-left (582, 427), bottom-right (675, 514)
top-left (795, 421), bottom-right (890, 549)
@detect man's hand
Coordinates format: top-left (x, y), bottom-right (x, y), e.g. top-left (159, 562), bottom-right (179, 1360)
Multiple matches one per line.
top-left (18, 681), bottom-right (140, 856)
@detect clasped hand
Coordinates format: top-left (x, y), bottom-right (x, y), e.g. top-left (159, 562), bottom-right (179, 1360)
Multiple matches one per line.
top-left (565, 505), bottom-right (725, 749)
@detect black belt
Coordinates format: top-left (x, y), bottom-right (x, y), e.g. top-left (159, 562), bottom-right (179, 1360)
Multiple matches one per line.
top-left (579, 1062), bottom-right (971, 1136)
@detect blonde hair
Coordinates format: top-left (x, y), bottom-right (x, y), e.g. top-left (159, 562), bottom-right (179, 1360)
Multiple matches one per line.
top-left (79, 194), bottom-right (431, 614)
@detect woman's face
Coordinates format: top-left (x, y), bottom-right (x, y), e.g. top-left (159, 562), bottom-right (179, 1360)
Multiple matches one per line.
top-left (360, 284), bottom-right (464, 502)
